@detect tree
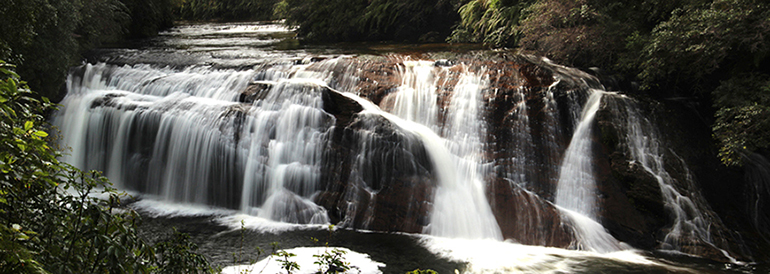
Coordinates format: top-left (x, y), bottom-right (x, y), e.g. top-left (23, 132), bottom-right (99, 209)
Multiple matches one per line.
top-left (281, 0), bottom-right (460, 42)
top-left (712, 74), bottom-right (770, 166)
top-left (0, 0), bottom-right (174, 102)
top-left (629, 0), bottom-right (770, 91)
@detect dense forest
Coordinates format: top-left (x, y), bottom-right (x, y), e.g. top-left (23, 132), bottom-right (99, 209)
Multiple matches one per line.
top-left (1, 0), bottom-right (769, 272)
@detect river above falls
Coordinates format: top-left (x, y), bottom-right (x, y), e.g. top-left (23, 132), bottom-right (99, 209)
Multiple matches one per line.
top-left (87, 21), bottom-right (486, 69)
top-left (58, 21), bottom-right (769, 273)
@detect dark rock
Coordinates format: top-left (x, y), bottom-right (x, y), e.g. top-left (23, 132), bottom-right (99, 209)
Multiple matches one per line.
top-left (321, 86), bottom-right (363, 127)
top-left (316, 104), bottom-right (436, 234)
top-left (239, 82), bottom-right (272, 103)
top-left (487, 178), bottom-right (573, 247)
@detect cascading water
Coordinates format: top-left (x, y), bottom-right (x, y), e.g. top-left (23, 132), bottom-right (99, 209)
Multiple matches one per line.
top-left (744, 153), bottom-right (770, 242)
top-left (429, 67), bottom-right (502, 240)
top-left (607, 95), bottom-right (740, 261)
top-left (240, 79), bottom-right (333, 224)
top-left (55, 62), bottom-right (332, 224)
top-left (554, 88), bottom-right (627, 253)
top-left (353, 62), bottom-right (502, 239)
top-left (390, 60), bottom-right (444, 131)
top-left (555, 89), bottom-right (603, 219)
top-left (50, 22), bottom-right (760, 272)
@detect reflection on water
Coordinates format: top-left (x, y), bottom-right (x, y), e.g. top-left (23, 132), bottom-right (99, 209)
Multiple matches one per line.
top-left (89, 21), bottom-right (488, 68)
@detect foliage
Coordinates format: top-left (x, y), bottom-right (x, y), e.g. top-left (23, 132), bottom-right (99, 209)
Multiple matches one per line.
top-left (154, 229), bottom-right (214, 274)
top-left (1, 0), bottom-right (80, 101)
top-left (712, 74), bottom-right (770, 166)
top-left (309, 226), bottom-right (352, 274)
top-left (448, 0), bottom-right (532, 47)
top-left (515, 0), bottom-right (623, 67)
top-left (629, 0), bottom-right (770, 91)
top-left (313, 248), bottom-right (351, 274)
top-left (0, 61), bottom-right (213, 273)
top-left (446, 0), bottom-right (770, 163)
top-left (275, 250), bottom-right (299, 274)
top-left (281, 0), bottom-right (461, 42)
top-left (0, 0), bottom-right (174, 101)
top-left (405, 269), bottom-right (438, 274)
top-left (121, 0), bottom-right (176, 39)
top-left (176, 0), bottom-right (279, 22)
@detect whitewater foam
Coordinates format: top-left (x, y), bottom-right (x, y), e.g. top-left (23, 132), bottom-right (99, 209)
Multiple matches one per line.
top-left (221, 247), bottom-right (384, 274)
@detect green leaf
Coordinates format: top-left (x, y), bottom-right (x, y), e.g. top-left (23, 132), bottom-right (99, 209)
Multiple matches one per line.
top-left (24, 120), bottom-right (33, 131)
top-left (33, 130), bottom-right (48, 137)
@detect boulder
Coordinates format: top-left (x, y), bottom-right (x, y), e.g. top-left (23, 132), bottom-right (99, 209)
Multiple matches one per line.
top-left (487, 177), bottom-right (573, 247)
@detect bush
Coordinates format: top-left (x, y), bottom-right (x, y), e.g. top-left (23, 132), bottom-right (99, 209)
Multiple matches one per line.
top-left (448, 0), bottom-right (533, 47)
top-left (712, 74), bottom-right (770, 166)
top-left (629, 0), bottom-right (770, 91)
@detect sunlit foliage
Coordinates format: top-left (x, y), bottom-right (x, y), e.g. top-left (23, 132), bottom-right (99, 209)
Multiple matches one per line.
top-left (712, 74), bottom-right (770, 166)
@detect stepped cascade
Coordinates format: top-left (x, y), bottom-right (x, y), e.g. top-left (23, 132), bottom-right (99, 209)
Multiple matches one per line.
top-left (52, 22), bottom-right (763, 266)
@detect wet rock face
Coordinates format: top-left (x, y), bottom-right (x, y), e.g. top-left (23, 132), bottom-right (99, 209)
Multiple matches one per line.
top-left (487, 178), bottom-right (573, 247)
top-left (305, 55), bottom-right (579, 244)
top-left (237, 54), bottom-right (755, 260)
top-left (239, 82), bottom-right (271, 103)
top-left (306, 86), bottom-right (435, 233)
top-left (595, 98), bottom-right (753, 262)
top-left (317, 112), bottom-right (436, 234)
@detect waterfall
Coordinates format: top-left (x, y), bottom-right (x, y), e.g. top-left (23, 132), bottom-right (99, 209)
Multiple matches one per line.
top-left (503, 85), bottom-right (539, 188)
top-left (390, 60), bottom-right (444, 131)
top-left (54, 63), bottom-right (332, 224)
top-left (240, 79), bottom-right (333, 224)
top-left (607, 95), bottom-right (738, 261)
top-left (554, 89), bottom-right (626, 252)
top-left (49, 22), bottom-right (760, 269)
top-left (430, 67), bottom-right (502, 240)
top-left (555, 89), bottom-right (603, 218)
top-left (743, 153), bottom-right (770, 242)
top-left (338, 65), bottom-right (503, 239)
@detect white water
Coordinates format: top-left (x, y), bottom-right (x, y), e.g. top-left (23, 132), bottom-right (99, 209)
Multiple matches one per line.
top-left (55, 62), bottom-right (332, 224)
top-left (421, 236), bottom-right (669, 274)
top-left (390, 60), bottom-right (444, 131)
top-left (239, 79), bottom-right (332, 224)
top-left (558, 208), bottom-right (628, 253)
top-left (554, 89), bottom-right (627, 253)
top-left (608, 96), bottom-right (736, 260)
top-left (371, 61), bottom-right (502, 239)
top-left (51, 21), bottom-right (753, 272)
top-left (555, 89), bottom-right (603, 218)
top-left (222, 247), bottom-right (384, 274)
top-left (338, 82), bottom-right (502, 240)
top-left (429, 67), bottom-right (502, 240)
